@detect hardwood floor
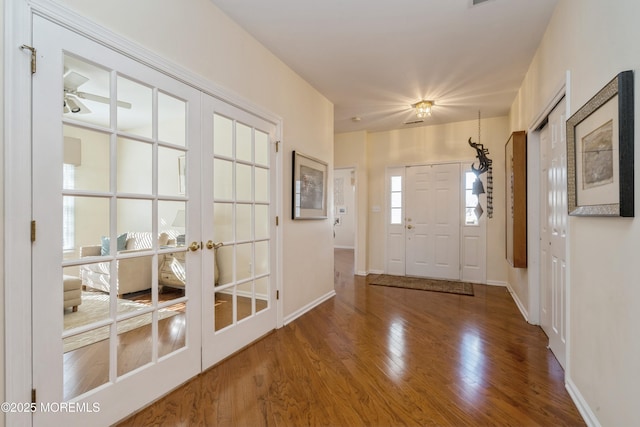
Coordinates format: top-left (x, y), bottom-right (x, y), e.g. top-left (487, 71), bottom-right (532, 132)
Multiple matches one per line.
top-left (118, 249), bottom-right (585, 426)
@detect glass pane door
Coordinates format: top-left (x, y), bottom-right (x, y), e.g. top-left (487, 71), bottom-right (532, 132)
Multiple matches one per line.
top-left (32, 16), bottom-right (201, 426)
top-left (202, 97), bottom-right (278, 369)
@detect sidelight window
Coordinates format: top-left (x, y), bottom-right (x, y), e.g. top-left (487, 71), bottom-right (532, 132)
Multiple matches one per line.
top-left (390, 175), bottom-right (402, 225)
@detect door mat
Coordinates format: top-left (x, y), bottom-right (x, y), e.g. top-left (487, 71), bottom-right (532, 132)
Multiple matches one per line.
top-left (367, 274), bottom-right (474, 296)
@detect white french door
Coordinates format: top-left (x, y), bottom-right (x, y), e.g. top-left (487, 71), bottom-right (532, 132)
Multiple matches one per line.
top-left (201, 96), bottom-right (278, 369)
top-left (32, 16), bottom-right (202, 425)
top-left (540, 97), bottom-right (568, 368)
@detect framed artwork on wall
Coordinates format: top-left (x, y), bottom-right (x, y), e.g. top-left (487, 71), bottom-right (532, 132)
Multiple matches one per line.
top-left (566, 70), bottom-right (634, 217)
top-left (292, 151), bottom-right (328, 219)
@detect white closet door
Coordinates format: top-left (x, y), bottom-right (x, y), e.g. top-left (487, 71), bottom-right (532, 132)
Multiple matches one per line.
top-left (540, 97), bottom-right (568, 368)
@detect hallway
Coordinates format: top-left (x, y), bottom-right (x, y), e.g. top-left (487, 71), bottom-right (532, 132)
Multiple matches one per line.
top-left (119, 249), bottom-right (585, 426)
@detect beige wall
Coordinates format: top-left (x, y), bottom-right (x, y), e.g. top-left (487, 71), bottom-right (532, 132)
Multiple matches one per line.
top-left (509, 0), bottom-right (640, 425)
top-left (53, 0), bottom-right (335, 319)
top-left (334, 131), bottom-right (368, 274)
top-left (336, 117), bottom-right (511, 284)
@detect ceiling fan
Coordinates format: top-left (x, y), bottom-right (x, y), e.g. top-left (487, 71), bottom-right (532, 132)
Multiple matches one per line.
top-left (63, 68), bottom-right (132, 114)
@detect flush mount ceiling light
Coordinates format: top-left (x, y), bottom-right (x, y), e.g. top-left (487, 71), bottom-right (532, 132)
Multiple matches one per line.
top-left (412, 100), bottom-right (434, 118)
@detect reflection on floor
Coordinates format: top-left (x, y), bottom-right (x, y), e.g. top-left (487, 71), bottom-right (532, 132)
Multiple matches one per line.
top-left (118, 249), bottom-right (586, 427)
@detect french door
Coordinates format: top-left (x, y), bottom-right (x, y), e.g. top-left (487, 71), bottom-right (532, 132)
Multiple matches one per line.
top-left (32, 16), bottom-right (202, 425)
top-left (201, 96), bottom-right (278, 369)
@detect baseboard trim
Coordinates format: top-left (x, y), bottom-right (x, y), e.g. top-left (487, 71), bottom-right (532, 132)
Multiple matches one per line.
top-left (368, 269), bottom-right (384, 275)
top-left (566, 377), bottom-right (600, 427)
top-left (334, 245), bottom-right (355, 250)
top-left (355, 270), bottom-right (367, 276)
top-left (506, 281), bottom-right (530, 322)
top-left (283, 290), bottom-right (336, 326)
top-left (486, 280), bottom-right (508, 287)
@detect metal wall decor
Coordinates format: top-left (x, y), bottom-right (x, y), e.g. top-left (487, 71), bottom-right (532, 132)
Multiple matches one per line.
top-left (468, 111), bottom-right (493, 219)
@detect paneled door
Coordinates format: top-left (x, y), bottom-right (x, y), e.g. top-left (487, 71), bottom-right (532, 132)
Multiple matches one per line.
top-left (405, 164), bottom-right (460, 280)
top-left (540, 97), bottom-right (567, 368)
top-left (201, 95), bottom-right (278, 369)
top-left (32, 16), bottom-right (202, 425)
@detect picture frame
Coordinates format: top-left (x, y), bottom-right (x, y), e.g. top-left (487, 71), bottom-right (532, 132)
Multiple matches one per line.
top-left (567, 70), bottom-right (634, 217)
top-left (292, 151), bottom-right (328, 219)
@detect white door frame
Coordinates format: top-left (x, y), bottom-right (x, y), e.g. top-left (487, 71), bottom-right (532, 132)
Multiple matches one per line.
top-left (526, 72), bottom-right (571, 328)
top-left (4, 2), bottom-right (283, 425)
top-left (527, 71), bottom-right (572, 376)
top-left (384, 160), bottom-right (485, 282)
top-left (333, 166), bottom-right (359, 257)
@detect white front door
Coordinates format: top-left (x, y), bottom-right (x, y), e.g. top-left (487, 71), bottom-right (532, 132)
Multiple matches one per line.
top-left (32, 16), bottom-right (202, 425)
top-left (540, 97), bottom-right (568, 368)
top-left (405, 164), bottom-right (460, 280)
top-left (200, 95), bottom-right (279, 369)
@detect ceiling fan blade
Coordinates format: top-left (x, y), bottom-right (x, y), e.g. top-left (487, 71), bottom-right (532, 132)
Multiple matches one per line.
top-left (76, 91), bottom-right (132, 109)
top-left (63, 71), bottom-right (89, 91)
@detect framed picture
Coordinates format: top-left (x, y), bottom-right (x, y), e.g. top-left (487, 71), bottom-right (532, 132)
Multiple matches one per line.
top-left (178, 155), bottom-right (186, 194)
top-left (567, 70), bottom-right (634, 217)
top-left (292, 151), bottom-right (328, 219)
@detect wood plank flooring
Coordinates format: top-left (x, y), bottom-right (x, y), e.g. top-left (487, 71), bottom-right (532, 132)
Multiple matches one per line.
top-left (118, 249), bottom-right (585, 426)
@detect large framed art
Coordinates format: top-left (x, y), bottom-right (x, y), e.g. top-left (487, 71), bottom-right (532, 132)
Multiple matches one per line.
top-left (566, 70), bottom-right (634, 217)
top-left (292, 151), bottom-right (328, 219)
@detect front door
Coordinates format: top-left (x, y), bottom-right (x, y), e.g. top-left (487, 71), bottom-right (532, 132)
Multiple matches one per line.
top-left (405, 163), bottom-right (460, 280)
top-left (540, 97), bottom-right (568, 368)
top-left (200, 96), bottom-right (279, 369)
top-left (32, 16), bottom-right (202, 425)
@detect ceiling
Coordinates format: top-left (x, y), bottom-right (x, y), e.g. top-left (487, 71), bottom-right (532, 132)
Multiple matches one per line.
top-left (209, 0), bottom-right (558, 133)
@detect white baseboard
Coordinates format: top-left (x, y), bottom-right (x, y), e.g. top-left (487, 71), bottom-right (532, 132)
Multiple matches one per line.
top-left (506, 281), bottom-right (529, 322)
top-left (283, 290), bottom-right (336, 325)
top-left (368, 269), bottom-right (384, 275)
top-left (355, 270), bottom-right (367, 276)
top-left (334, 245), bottom-right (355, 250)
top-left (486, 280), bottom-right (507, 287)
top-left (566, 377), bottom-right (600, 427)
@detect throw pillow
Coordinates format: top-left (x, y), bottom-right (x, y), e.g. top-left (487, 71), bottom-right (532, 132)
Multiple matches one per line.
top-left (100, 233), bottom-right (128, 256)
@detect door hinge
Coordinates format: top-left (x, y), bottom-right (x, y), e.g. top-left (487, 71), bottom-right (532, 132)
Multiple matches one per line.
top-left (20, 45), bottom-right (37, 74)
top-left (275, 141), bottom-right (280, 153)
top-left (31, 220), bottom-right (36, 242)
top-left (31, 388), bottom-right (36, 404)
top-left (276, 216), bottom-right (279, 226)
top-left (276, 290), bottom-right (280, 300)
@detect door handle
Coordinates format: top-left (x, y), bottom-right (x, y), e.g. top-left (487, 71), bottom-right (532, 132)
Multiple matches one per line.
top-left (189, 241), bottom-right (201, 251)
top-left (206, 240), bottom-right (223, 250)
top-left (407, 224), bottom-right (414, 230)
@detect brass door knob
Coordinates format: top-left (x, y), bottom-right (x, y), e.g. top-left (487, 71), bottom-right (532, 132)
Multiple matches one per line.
top-left (189, 241), bottom-right (201, 251)
top-left (206, 240), bottom-right (223, 250)
top-left (407, 224), bottom-right (414, 230)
